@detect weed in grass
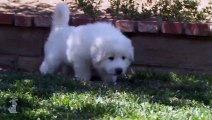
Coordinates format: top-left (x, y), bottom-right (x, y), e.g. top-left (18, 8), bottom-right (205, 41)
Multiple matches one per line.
top-left (75, 0), bottom-right (102, 19)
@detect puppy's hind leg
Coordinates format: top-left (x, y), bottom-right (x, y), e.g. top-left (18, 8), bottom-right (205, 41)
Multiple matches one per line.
top-left (40, 56), bottom-right (61, 75)
top-left (73, 60), bottom-right (91, 81)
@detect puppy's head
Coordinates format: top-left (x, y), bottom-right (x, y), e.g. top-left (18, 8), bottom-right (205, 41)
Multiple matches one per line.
top-left (91, 37), bottom-right (134, 76)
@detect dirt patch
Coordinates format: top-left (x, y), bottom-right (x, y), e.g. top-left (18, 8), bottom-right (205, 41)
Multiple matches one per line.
top-left (0, 0), bottom-right (108, 16)
top-left (0, 1), bottom-right (69, 15)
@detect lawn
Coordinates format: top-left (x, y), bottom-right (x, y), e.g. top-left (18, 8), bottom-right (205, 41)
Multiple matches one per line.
top-left (0, 71), bottom-right (211, 120)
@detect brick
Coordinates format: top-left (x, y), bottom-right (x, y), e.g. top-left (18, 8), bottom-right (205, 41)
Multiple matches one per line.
top-left (0, 55), bottom-right (42, 72)
top-left (15, 15), bottom-right (32, 27)
top-left (71, 16), bottom-right (93, 26)
top-left (115, 20), bottom-right (136, 32)
top-left (137, 21), bottom-right (159, 33)
top-left (0, 26), bottom-right (48, 57)
top-left (196, 23), bottom-right (210, 36)
top-left (18, 56), bottom-right (42, 72)
top-left (34, 16), bottom-right (51, 27)
top-left (184, 23), bottom-right (210, 36)
top-left (184, 23), bottom-right (198, 36)
top-left (0, 14), bottom-right (14, 25)
top-left (95, 18), bottom-right (116, 25)
top-left (131, 35), bottom-right (212, 71)
top-left (209, 23), bottom-right (212, 36)
top-left (161, 21), bottom-right (183, 34)
top-left (0, 54), bottom-right (17, 67)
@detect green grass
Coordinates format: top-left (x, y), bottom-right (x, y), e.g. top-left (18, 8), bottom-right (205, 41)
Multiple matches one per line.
top-left (0, 71), bottom-right (211, 120)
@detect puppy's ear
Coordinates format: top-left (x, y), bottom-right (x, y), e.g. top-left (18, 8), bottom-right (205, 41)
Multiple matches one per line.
top-left (91, 44), bottom-right (105, 63)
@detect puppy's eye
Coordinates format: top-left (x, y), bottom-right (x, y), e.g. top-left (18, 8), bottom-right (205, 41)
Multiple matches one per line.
top-left (108, 56), bottom-right (114, 61)
top-left (122, 56), bottom-right (126, 60)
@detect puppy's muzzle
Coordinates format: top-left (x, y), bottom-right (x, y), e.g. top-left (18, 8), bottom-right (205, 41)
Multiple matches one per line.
top-left (115, 68), bottom-right (123, 75)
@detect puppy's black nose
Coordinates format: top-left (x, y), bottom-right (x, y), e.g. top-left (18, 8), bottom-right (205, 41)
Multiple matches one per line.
top-left (115, 68), bottom-right (123, 75)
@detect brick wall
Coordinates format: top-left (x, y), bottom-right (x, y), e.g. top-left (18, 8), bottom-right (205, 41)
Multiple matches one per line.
top-left (0, 14), bottom-right (212, 74)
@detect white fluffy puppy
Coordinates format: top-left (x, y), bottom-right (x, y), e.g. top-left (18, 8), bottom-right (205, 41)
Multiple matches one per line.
top-left (40, 3), bottom-right (134, 84)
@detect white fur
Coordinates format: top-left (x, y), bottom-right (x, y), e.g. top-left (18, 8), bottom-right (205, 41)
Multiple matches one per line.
top-left (40, 3), bottom-right (134, 84)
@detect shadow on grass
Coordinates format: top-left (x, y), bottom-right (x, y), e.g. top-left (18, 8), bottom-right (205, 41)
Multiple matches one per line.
top-left (0, 71), bottom-right (211, 119)
top-left (0, 72), bottom-right (94, 97)
top-left (117, 71), bottom-right (212, 106)
top-left (1, 71), bottom-right (211, 105)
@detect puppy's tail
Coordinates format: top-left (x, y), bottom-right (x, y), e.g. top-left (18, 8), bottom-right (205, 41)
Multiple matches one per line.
top-left (52, 3), bottom-right (70, 28)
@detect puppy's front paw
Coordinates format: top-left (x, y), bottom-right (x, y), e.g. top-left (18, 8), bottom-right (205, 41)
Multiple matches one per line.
top-left (102, 76), bottom-right (117, 86)
top-left (40, 62), bottom-right (48, 75)
top-left (74, 76), bottom-right (88, 81)
top-left (113, 81), bottom-right (117, 85)
top-left (73, 65), bottom-right (91, 81)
